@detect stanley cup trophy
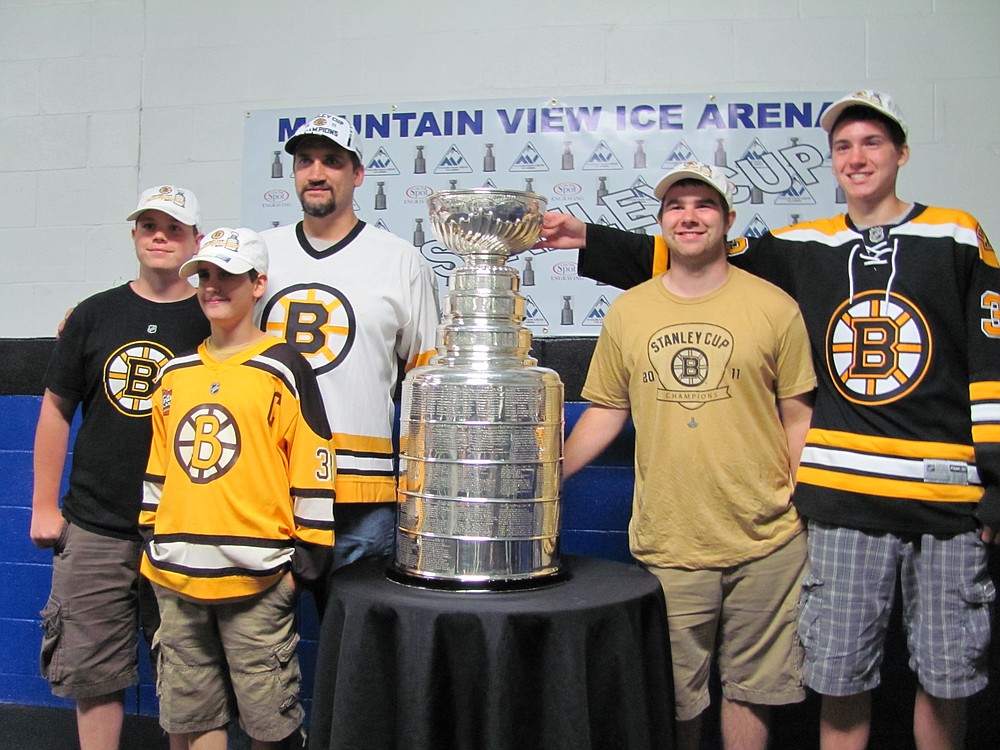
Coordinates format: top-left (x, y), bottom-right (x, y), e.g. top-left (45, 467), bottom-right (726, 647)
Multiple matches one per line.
top-left (390, 189), bottom-right (566, 590)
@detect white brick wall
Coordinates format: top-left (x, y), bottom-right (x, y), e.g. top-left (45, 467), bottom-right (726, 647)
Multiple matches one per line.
top-left (1, 0), bottom-right (998, 337)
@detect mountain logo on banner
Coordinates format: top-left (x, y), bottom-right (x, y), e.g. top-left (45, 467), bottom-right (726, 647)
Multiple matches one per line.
top-left (481, 177), bottom-right (499, 188)
top-left (774, 176), bottom-right (817, 205)
top-left (374, 219), bottom-right (391, 232)
top-left (583, 140), bottom-right (624, 170)
top-left (630, 176), bottom-right (660, 207)
top-left (434, 145), bottom-right (473, 174)
top-left (366, 147), bottom-right (400, 176)
top-left (510, 142), bottom-right (550, 172)
top-left (661, 139), bottom-right (698, 168)
top-left (741, 214), bottom-right (771, 238)
top-left (740, 138), bottom-right (770, 162)
top-left (523, 295), bottom-right (549, 326)
top-left (583, 295), bottom-right (612, 326)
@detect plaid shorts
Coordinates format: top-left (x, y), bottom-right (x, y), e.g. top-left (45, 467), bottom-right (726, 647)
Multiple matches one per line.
top-left (798, 521), bottom-right (995, 698)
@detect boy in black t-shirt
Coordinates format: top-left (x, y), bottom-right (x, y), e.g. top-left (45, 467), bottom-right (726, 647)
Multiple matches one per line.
top-left (31, 185), bottom-right (209, 749)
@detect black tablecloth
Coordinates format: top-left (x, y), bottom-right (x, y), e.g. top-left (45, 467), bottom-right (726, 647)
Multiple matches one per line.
top-left (307, 555), bottom-right (674, 750)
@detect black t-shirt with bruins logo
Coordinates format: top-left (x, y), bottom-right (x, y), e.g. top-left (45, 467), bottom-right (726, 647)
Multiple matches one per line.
top-left (45, 283), bottom-right (208, 539)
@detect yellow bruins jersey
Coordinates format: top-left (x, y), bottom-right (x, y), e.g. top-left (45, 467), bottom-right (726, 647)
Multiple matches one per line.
top-left (256, 222), bottom-right (440, 503)
top-left (140, 336), bottom-right (336, 601)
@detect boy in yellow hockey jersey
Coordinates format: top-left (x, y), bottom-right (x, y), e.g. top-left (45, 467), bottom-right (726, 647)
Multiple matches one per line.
top-left (139, 227), bottom-right (336, 749)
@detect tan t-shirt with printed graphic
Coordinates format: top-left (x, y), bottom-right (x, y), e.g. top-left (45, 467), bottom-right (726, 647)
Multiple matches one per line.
top-left (582, 266), bottom-right (815, 569)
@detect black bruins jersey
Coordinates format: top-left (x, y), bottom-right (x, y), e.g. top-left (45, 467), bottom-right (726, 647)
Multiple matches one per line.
top-left (44, 283), bottom-right (209, 539)
top-left (580, 205), bottom-right (1000, 534)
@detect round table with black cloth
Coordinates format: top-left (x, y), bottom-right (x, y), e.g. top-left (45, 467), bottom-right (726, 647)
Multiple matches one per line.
top-left (307, 554), bottom-right (674, 750)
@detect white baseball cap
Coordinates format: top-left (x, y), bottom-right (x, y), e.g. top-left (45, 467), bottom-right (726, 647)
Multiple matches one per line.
top-left (819, 90), bottom-right (908, 141)
top-left (179, 227), bottom-right (269, 279)
top-left (283, 113), bottom-right (363, 158)
top-left (126, 185), bottom-right (201, 227)
top-left (653, 161), bottom-right (735, 210)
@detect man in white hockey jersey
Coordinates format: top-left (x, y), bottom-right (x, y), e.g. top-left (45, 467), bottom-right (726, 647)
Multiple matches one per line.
top-left (258, 114), bottom-right (440, 604)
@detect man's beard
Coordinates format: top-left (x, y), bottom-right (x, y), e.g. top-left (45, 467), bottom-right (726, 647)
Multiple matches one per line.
top-left (300, 190), bottom-right (336, 218)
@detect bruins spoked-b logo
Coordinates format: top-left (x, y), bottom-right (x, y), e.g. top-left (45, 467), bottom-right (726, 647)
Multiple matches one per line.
top-left (648, 323), bottom-right (734, 410)
top-left (260, 283), bottom-right (356, 374)
top-left (104, 341), bottom-right (173, 417)
top-left (174, 404), bottom-right (240, 484)
top-left (826, 290), bottom-right (931, 405)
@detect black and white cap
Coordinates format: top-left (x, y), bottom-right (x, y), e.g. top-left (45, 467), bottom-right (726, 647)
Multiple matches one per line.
top-left (283, 113), bottom-right (362, 158)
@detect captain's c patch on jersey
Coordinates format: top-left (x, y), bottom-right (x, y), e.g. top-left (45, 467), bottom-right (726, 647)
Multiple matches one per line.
top-left (104, 341), bottom-right (173, 417)
top-left (826, 290), bottom-right (931, 405)
top-left (260, 283), bottom-right (356, 374)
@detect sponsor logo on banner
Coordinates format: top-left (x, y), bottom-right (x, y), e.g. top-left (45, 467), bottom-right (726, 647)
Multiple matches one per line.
top-left (552, 181), bottom-right (583, 198)
top-left (510, 142), bottom-right (550, 172)
top-left (741, 214), bottom-right (771, 238)
top-left (366, 146), bottom-right (401, 176)
top-left (551, 262), bottom-right (580, 281)
top-left (662, 139), bottom-right (699, 168)
top-left (583, 296), bottom-right (611, 326)
top-left (583, 140), bottom-right (624, 170)
top-left (434, 144), bottom-right (473, 174)
top-left (523, 295), bottom-right (549, 327)
top-left (262, 189), bottom-right (291, 208)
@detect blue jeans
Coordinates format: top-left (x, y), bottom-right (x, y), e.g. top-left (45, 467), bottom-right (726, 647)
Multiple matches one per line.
top-left (303, 503), bottom-right (396, 621)
top-left (331, 502), bottom-right (396, 571)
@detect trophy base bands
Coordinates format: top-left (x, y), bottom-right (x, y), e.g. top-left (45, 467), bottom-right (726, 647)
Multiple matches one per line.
top-left (397, 495), bottom-right (559, 537)
top-left (392, 531), bottom-right (564, 591)
top-left (399, 459), bottom-right (559, 501)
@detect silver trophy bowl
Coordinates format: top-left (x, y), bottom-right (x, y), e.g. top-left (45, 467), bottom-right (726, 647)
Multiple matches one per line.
top-left (390, 189), bottom-right (565, 590)
top-left (424, 188), bottom-right (546, 257)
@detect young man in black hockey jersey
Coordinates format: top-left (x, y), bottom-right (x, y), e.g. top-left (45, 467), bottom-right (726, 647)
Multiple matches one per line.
top-left (537, 90), bottom-right (999, 750)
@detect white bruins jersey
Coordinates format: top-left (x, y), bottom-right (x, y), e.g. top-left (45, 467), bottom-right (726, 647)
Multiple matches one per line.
top-left (257, 221), bottom-right (440, 503)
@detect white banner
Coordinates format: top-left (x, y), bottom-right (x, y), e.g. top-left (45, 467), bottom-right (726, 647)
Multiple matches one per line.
top-left (242, 93), bottom-right (842, 336)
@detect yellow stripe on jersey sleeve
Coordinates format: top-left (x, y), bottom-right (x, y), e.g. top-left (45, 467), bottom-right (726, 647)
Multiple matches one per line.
top-left (970, 382), bottom-right (1000, 401)
top-left (972, 424), bottom-right (1000, 443)
top-left (652, 235), bottom-right (669, 275)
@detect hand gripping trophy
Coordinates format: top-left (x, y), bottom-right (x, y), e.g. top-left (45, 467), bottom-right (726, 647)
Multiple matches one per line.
top-left (390, 189), bottom-right (565, 590)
